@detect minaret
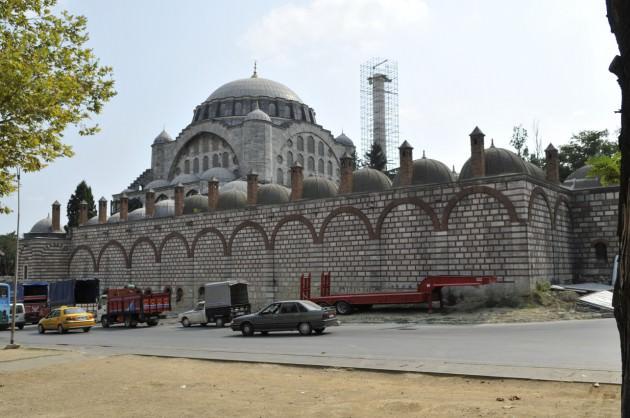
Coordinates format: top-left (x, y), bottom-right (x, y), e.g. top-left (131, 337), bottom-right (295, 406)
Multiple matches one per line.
top-left (369, 73), bottom-right (392, 165)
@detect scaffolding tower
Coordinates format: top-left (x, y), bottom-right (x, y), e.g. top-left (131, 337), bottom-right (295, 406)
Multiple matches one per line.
top-left (360, 58), bottom-right (399, 170)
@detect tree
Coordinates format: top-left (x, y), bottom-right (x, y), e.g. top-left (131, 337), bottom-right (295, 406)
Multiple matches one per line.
top-left (510, 125), bottom-right (529, 157)
top-left (364, 142), bottom-right (387, 171)
top-left (606, 0), bottom-right (630, 414)
top-left (558, 130), bottom-right (617, 180)
top-left (66, 181), bottom-right (96, 229)
top-left (350, 150), bottom-right (361, 170)
top-left (528, 120), bottom-right (545, 168)
top-left (586, 151), bottom-right (621, 186)
top-left (0, 231), bottom-right (16, 276)
top-left (0, 0), bottom-right (116, 213)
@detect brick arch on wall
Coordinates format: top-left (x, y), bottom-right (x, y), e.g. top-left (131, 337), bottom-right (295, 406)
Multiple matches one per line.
top-left (375, 197), bottom-right (440, 238)
top-left (270, 215), bottom-right (318, 248)
top-left (227, 221), bottom-right (270, 255)
top-left (318, 206), bottom-right (375, 243)
top-left (158, 232), bottom-right (192, 260)
top-left (527, 187), bottom-right (554, 226)
top-left (441, 186), bottom-right (521, 229)
top-left (69, 245), bottom-right (97, 273)
top-left (96, 240), bottom-right (129, 271)
top-left (129, 237), bottom-right (159, 264)
top-left (552, 195), bottom-right (573, 230)
top-left (191, 227), bottom-right (228, 256)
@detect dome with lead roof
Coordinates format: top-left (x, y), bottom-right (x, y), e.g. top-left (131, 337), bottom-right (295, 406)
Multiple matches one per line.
top-left (302, 177), bottom-right (338, 200)
top-left (170, 173), bottom-right (200, 186)
top-left (183, 195), bottom-right (209, 214)
top-left (459, 146), bottom-right (545, 181)
top-left (352, 168), bottom-right (392, 193)
top-left (257, 184), bottom-right (290, 205)
top-left (393, 153), bottom-right (455, 186)
top-left (207, 77), bottom-right (302, 103)
top-left (217, 190), bottom-right (247, 210)
top-left (200, 167), bottom-right (236, 183)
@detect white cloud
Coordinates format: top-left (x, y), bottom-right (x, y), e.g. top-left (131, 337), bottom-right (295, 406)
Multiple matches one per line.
top-left (241, 0), bottom-right (428, 62)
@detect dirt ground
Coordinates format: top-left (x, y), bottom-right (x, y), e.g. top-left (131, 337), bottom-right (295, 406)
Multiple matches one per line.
top-left (0, 349), bottom-right (619, 418)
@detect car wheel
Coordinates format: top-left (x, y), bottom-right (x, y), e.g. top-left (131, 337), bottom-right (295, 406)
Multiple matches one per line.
top-left (200, 322), bottom-right (207, 327)
top-left (215, 317), bottom-right (225, 328)
top-left (124, 317), bottom-right (132, 328)
top-left (182, 318), bottom-right (191, 327)
top-left (101, 316), bottom-right (110, 328)
top-left (314, 328), bottom-right (325, 335)
top-left (241, 322), bottom-right (254, 336)
top-left (57, 325), bottom-right (65, 334)
top-left (261, 331), bottom-right (269, 335)
top-left (147, 319), bottom-right (158, 326)
top-left (335, 301), bottom-right (353, 315)
top-left (38, 324), bottom-right (45, 334)
top-left (298, 322), bottom-right (312, 336)
top-left (17, 324), bottom-right (24, 330)
top-left (83, 327), bottom-right (91, 333)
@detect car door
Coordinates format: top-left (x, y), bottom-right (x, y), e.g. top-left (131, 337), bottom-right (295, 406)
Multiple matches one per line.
top-left (43, 310), bottom-right (59, 330)
top-left (192, 302), bottom-right (205, 323)
top-left (277, 302), bottom-right (301, 331)
top-left (257, 303), bottom-right (281, 331)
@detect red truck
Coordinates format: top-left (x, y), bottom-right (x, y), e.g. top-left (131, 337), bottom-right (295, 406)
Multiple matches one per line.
top-left (99, 287), bottom-right (171, 328)
top-left (300, 273), bottom-right (499, 314)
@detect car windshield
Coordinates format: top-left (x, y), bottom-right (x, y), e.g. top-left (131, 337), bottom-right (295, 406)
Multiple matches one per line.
top-left (299, 301), bottom-right (323, 311)
top-left (260, 303), bottom-right (280, 314)
top-left (11, 305), bottom-right (23, 313)
top-left (64, 308), bottom-right (86, 315)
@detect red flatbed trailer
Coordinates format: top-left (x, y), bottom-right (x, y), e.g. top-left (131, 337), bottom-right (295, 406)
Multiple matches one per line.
top-left (100, 287), bottom-right (171, 328)
top-left (300, 273), bottom-right (499, 315)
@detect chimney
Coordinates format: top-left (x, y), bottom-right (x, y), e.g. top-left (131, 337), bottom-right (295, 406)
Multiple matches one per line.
top-left (119, 193), bottom-right (129, 222)
top-left (470, 126), bottom-right (486, 177)
top-left (79, 200), bottom-right (88, 226)
top-left (52, 201), bottom-right (61, 231)
top-left (174, 183), bottom-right (184, 216)
top-left (207, 178), bottom-right (219, 210)
top-left (290, 162), bottom-right (304, 201)
top-left (98, 197), bottom-right (107, 224)
top-left (145, 189), bottom-right (155, 217)
top-left (339, 153), bottom-right (354, 193)
top-left (247, 171), bottom-right (259, 205)
top-left (398, 140), bottom-right (414, 186)
top-left (545, 143), bottom-right (560, 183)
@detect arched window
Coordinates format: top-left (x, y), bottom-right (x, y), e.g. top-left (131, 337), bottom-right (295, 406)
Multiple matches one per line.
top-left (184, 160), bottom-right (190, 174)
top-left (212, 154), bottom-right (220, 167)
top-left (287, 151), bottom-right (294, 167)
top-left (318, 141), bottom-right (324, 156)
top-left (203, 156), bottom-right (209, 171)
top-left (193, 158), bottom-right (199, 173)
top-left (277, 168), bottom-right (284, 184)
top-left (198, 286), bottom-right (205, 298)
top-left (307, 136), bottom-right (315, 153)
top-left (212, 139), bottom-right (219, 151)
top-left (176, 287), bottom-right (184, 303)
top-left (192, 141), bottom-right (199, 155)
top-left (222, 152), bottom-right (229, 168)
top-left (327, 161), bottom-right (333, 176)
top-left (298, 154), bottom-right (304, 165)
top-left (269, 102), bottom-right (276, 116)
top-left (202, 106), bottom-right (209, 119)
top-left (155, 194), bottom-right (168, 202)
top-left (297, 136), bottom-right (304, 151)
top-left (234, 102), bottom-right (242, 115)
top-left (308, 156), bottom-right (315, 171)
top-left (318, 158), bottom-right (324, 173)
top-left (594, 242), bottom-right (608, 261)
top-left (202, 138), bottom-right (209, 153)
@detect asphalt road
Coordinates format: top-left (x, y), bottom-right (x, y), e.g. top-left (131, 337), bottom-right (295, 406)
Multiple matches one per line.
top-left (1, 318), bottom-right (621, 383)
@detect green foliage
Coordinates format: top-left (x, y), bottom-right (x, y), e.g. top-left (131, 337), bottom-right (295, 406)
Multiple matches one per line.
top-left (510, 124), bottom-right (529, 157)
top-left (0, 0), bottom-right (116, 213)
top-left (0, 231), bottom-right (16, 275)
top-left (559, 130), bottom-right (617, 180)
top-left (66, 180), bottom-right (96, 229)
top-left (364, 142), bottom-right (387, 171)
top-left (586, 151), bottom-right (621, 186)
top-left (350, 150), bottom-right (361, 170)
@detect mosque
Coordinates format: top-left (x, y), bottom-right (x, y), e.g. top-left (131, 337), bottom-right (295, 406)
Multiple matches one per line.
top-left (18, 69), bottom-right (619, 310)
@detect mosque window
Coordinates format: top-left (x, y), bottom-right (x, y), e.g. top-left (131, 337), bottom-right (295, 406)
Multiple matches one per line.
top-left (327, 161), bottom-right (333, 176)
top-left (277, 155), bottom-right (283, 164)
top-left (176, 287), bottom-right (184, 303)
top-left (212, 139), bottom-right (219, 151)
top-left (298, 154), bottom-right (304, 165)
top-left (192, 141), bottom-right (199, 154)
top-left (269, 102), bottom-right (277, 116)
top-left (212, 154), bottom-right (220, 167)
top-left (202, 138), bottom-right (209, 153)
top-left (277, 168), bottom-right (284, 184)
top-left (318, 142), bottom-right (324, 156)
top-left (308, 156), bottom-right (315, 171)
top-left (594, 242), bottom-right (608, 261)
top-left (184, 160), bottom-right (190, 174)
top-left (307, 136), bottom-right (315, 153)
top-left (193, 158), bottom-right (199, 173)
top-left (234, 101), bottom-right (242, 115)
top-left (287, 151), bottom-right (294, 167)
top-left (287, 139), bottom-right (293, 148)
top-left (301, 107), bottom-right (307, 121)
top-left (222, 152), bottom-right (229, 168)
top-left (203, 156), bottom-right (209, 171)
top-left (318, 159), bottom-right (324, 173)
top-left (202, 105), bottom-right (209, 119)
top-left (297, 136), bottom-right (304, 151)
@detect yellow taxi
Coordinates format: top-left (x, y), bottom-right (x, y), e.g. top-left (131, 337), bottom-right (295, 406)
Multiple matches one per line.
top-left (38, 306), bottom-right (95, 334)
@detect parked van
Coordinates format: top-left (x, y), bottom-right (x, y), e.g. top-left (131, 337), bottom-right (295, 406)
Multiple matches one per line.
top-left (10, 303), bottom-right (26, 330)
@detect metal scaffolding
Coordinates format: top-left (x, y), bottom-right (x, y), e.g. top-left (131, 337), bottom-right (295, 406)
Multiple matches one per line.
top-left (360, 58), bottom-right (399, 170)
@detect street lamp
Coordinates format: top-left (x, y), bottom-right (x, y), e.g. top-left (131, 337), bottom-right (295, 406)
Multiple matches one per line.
top-left (6, 167), bottom-right (21, 349)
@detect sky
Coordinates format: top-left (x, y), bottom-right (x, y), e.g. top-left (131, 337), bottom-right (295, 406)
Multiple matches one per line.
top-left (0, 0), bottom-right (621, 235)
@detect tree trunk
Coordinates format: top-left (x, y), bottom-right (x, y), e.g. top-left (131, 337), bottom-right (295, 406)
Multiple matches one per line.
top-left (606, 1), bottom-right (630, 416)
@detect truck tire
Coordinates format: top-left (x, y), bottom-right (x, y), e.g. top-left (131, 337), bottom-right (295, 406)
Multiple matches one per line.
top-left (215, 317), bottom-right (225, 328)
top-left (147, 318), bottom-right (159, 326)
top-left (101, 316), bottom-right (110, 328)
top-left (241, 322), bottom-right (254, 336)
top-left (124, 316), bottom-right (132, 328)
top-left (182, 317), bottom-right (191, 328)
top-left (335, 301), bottom-right (353, 315)
top-left (298, 322), bottom-right (312, 336)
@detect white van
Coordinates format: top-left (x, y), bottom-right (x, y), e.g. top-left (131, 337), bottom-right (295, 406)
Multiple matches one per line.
top-left (10, 303), bottom-right (25, 330)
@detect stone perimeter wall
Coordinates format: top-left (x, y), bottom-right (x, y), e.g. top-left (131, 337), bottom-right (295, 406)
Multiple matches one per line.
top-left (19, 174), bottom-right (619, 311)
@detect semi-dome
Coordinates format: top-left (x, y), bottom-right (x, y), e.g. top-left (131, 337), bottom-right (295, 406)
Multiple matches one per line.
top-left (302, 177), bottom-right (338, 200)
top-left (393, 154), bottom-right (455, 186)
top-left (155, 199), bottom-right (175, 218)
top-left (352, 168), bottom-right (392, 193)
top-left (220, 180), bottom-right (248, 194)
top-left (563, 165), bottom-right (607, 189)
top-left (153, 129), bottom-right (173, 145)
top-left (217, 190), bottom-right (247, 211)
top-left (257, 184), bottom-right (290, 205)
top-left (128, 207), bottom-right (146, 221)
top-left (87, 216), bottom-right (99, 225)
top-left (334, 132), bottom-right (354, 147)
top-left (107, 213), bottom-right (120, 224)
top-left (200, 167), bottom-right (236, 183)
top-left (183, 195), bottom-right (209, 214)
top-left (245, 107), bottom-right (272, 122)
top-left (459, 146), bottom-right (545, 181)
top-left (145, 179), bottom-right (170, 189)
top-left (170, 173), bottom-right (200, 186)
top-left (207, 77), bottom-right (302, 103)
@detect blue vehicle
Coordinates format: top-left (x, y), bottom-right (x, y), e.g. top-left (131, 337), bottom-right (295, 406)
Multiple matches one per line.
top-left (0, 283), bottom-right (10, 330)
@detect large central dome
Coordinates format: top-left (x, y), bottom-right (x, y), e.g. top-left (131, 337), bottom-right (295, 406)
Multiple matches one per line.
top-left (206, 76), bottom-right (302, 103)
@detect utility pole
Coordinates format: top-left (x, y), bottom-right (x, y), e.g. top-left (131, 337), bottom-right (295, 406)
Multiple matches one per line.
top-left (6, 167), bottom-right (20, 349)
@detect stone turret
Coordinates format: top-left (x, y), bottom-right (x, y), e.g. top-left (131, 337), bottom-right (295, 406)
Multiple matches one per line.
top-left (545, 143), bottom-right (560, 183)
top-left (290, 162), bottom-right (304, 201)
top-left (398, 140), bottom-right (414, 186)
top-left (120, 193), bottom-right (129, 222)
top-left (247, 171), bottom-right (259, 206)
top-left (98, 197), bottom-right (107, 224)
top-left (52, 201), bottom-right (61, 231)
top-left (145, 190), bottom-right (155, 217)
top-left (339, 153), bottom-right (354, 194)
top-left (174, 184), bottom-right (184, 216)
top-left (469, 126), bottom-right (486, 177)
top-left (207, 178), bottom-right (219, 210)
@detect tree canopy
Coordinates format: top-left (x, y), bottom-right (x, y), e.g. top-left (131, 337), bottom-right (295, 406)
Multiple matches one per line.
top-left (558, 130), bottom-right (617, 180)
top-left (0, 0), bottom-right (116, 213)
top-left (587, 151), bottom-right (621, 186)
top-left (0, 231), bottom-right (16, 276)
top-left (364, 142), bottom-right (387, 171)
top-left (66, 180), bottom-right (96, 229)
